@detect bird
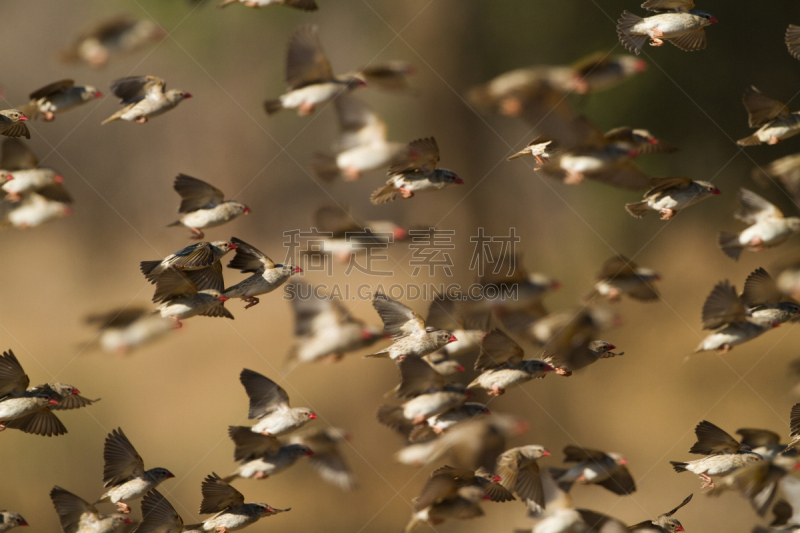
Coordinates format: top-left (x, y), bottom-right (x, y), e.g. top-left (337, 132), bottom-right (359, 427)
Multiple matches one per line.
top-left (132, 489), bottom-right (202, 533)
top-left (0, 512), bottom-right (27, 533)
top-left (584, 255), bottom-right (661, 302)
top-left (543, 340), bottom-right (624, 377)
top-left (0, 110), bottom-right (29, 139)
top-left (264, 25), bottom-right (366, 116)
top-left (285, 283), bottom-right (388, 364)
top-left (377, 385), bottom-right (470, 429)
top-left (140, 240), bottom-right (237, 286)
top-left (223, 237), bottom-right (302, 309)
top-left (0, 140), bottom-right (72, 204)
top-left (707, 458), bottom-right (790, 516)
top-left (565, 52), bottom-right (647, 94)
top-left (50, 487), bottom-right (132, 533)
top-left (311, 94), bottom-right (406, 182)
top-left (495, 445), bottom-right (551, 511)
top-left (420, 403), bottom-right (491, 440)
top-left (469, 329), bottom-right (554, 394)
top-left (550, 445), bottom-right (637, 495)
top-left (738, 87), bottom-right (800, 146)
top-left (741, 268), bottom-right (800, 324)
top-left (94, 428), bottom-right (175, 514)
top-left (752, 153), bottom-right (800, 204)
top-left (386, 349), bottom-right (463, 400)
top-left (616, 0), bottom-right (718, 55)
top-left (152, 267), bottom-right (233, 324)
top-left (626, 176), bottom-right (721, 219)
top-left (627, 494), bottom-right (692, 532)
top-left (404, 467), bottom-right (514, 532)
top-left (507, 138), bottom-right (554, 169)
top-left (239, 368), bottom-right (317, 436)
top-left (0, 192), bottom-right (72, 229)
top-left (718, 189), bottom-right (800, 260)
top-left (424, 294), bottom-right (488, 360)
top-left (370, 137), bottom-right (464, 204)
top-left (787, 25), bottom-right (800, 60)
top-left (84, 307), bottom-right (175, 355)
top-left (223, 426), bottom-right (313, 482)
top-left (367, 292), bottom-right (457, 361)
top-left (185, 473), bottom-right (289, 533)
top-left (101, 76), bottom-right (191, 124)
top-left (695, 280), bottom-right (780, 353)
top-left (20, 80), bottom-right (102, 121)
top-left (167, 175), bottom-right (251, 240)
top-left (356, 61), bottom-right (417, 91)
top-left (670, 420), bottom-right (763, 489)
top-left (60, 15), bottom-right (164, 68)
top-left (217, 0), bottom-right (317, 9)
top-left (787, 403), bottom-right (800, 451)
top-left (289, 427), bottom-right (357, 490)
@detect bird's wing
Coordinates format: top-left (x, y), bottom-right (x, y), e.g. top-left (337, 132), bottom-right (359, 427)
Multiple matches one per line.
top-left (240, 368), bottom-right (291, 417)
top-left (643, 177), bottom-right (693, 197)
top-left (184, 262), bottom-right (224, 294)
top-left (102, 428), bottom-right (146, 486)
top-left (313, 205), bottom-right (362, 237)
top-left (4, 408), bottom-right (66, 436)
top-left (701, 281), bottom-right (747, 329)
top-left (372, 293), bottom-right (426, 338)
top-left (596, 255), bottom-right (639, 281)
top-left (742, 268), bottom-right (782, 307)
top-left (743, 87), bottom-right (790, 128)
top-left (285, 25), bottom-right (334, 89)
top-left (0, 138), bottom-right (38, 170)
top-left (596, 466), bottom-right (637, 495)
top-left (29, 79), bottom-right (75, 100)
top-left (736, 188), bottom-right (784, 223)
top-left (689, 420), bottom-right (740, 454)
top-left (84, 307), bottom-right (149, 329)
top-left (333, 94), bottom-right (387, 150)
top-left (172, 242), bottom-right (221, 269)
top-left (562, 445), bottom-right (608, 462)
top-left (308, 448), bottom-right (357, 490)
top-left (589, 161), bottom-right (651, 190)
top-left (152, 267), bottom-right (198, 303)
top-left (664, 493), bottom-right (693, 517)
top-left (640, 0), bottom-right (694, 11)
top-left (388, 137), bottom-right (440, 175)
top-left (111, 75), bottom-right (164, 104)
top-left (393, 357), bottom-right (445, 399)
top-left (474, 329), bottom-right (524, 371)
top-left (227, 237), bottom-right (274, 273)
top-left (0, 350), bottom-right (30, 397)
top-left (199, 473), bottom-right (244, 514)
top-left (227, 426), bottom-right (281, 461)
top-left (50, 487), bottom-right (97, 533)
top-left (413, 471), bottom-right (461, 511)
top-left (137, 490), bottom-right (184, 533)
top-left (174, 174), bottom-right (225, 212)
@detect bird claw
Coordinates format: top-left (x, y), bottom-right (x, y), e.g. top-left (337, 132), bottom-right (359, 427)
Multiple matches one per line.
top-left (768, 136), bottom-right (781, 145)
top-left (243, 297), bottom-right (260, 310)
top-left (659, 208), bottom-right (676, 220)
top-left (215, 527), bottom-right (229, 533)
top-left (399, 188), bottom-right (414, 199)
top-left (343, 167), bottom-right (361, 181)
top-left (554, 368), bottom-right (572, 377)
top-left (135, 117), bottom-right (148, 124)
top-left (253, 471), bottom-right (268, 480)
top-left (43, 111), bottom-right (55, 122)
top-left (190, 228), bottom-right (205, 240)
top-left (487, 386), bottom-right (505, 396)
top-left (715, 344), bottom-right (732, 354)
top-left (298, 103), bottom-right (315, 116)
top-left (116, 502), bottom-right (131, 514)
top-left (563, 172), bottom-right (584, 185)
top-left (649, 38), bottom-right (664, 47)
top-left (0, 424), bottom-right (5, 431)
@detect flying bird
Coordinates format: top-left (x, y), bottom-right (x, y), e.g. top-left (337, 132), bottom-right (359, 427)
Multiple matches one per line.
top-left (718, 189), bottom-right (800, 260)
top-left (738, 87), bottom-right (800, 146)
top-left (0, 110), bottom-right (29, 139)
top-left (617, 0), bottom-right (718, 55)
top-left (60, 15), bottom-right (164, 68)
top-left (585, 255), bottom-right (661, 302)
top-left (550, 445), bottom-right (637, 495)
top-left (168, 175), bottom-right (250, 240)
top-left (239, 368), bottom-right (317, 436)
top-left (217, 0), bottom-right (317, 9)
top-left (102, 75), bottom-right (191, 124)
top-left (223, 237), bottom-right (301, 309)
top-left (21, 79), bottom-right (102, 121)
top-left (50, 487), bottom-right (132, 533)
top-left (626, 176), bottom-right (720, 219)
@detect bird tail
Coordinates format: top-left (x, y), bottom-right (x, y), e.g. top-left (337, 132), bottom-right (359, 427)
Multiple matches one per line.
top-left (375, 405), bottom-right (405, 430)
top-left (221, 472), bottom-right (240, 483)
top-left (263, 99), bottom-right (283, 116)
top-left (670, 461), bottom-right (688, 473)
top-left (625, 201), bottom-right (650, 218)
top-left (363, 350), bottom-right (389, 359)
top-left (101, 113), bottom-right (122, 125)
top-left (370, 183), bottom-right (399, 205)
top-left (166, 220), bottom-right (183, 227)
top-left (717, 231), bottom-right (743, 261)
top-left (404, 516), bottom-right (425, 533)
top-left (506, 151), bottom-right (526, 161)
top-left (140, 260), bottom-right (162, 282)
top-left (616, 11), bottom-right (647, 55)
top-left (311, 153), bottom-right (341, 183)
top-left (737, 134), bottom-right (762, 147)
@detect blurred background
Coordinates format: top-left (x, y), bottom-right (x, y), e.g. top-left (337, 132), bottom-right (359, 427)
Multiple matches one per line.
top-left (1, 0), bottom-right (800, 531)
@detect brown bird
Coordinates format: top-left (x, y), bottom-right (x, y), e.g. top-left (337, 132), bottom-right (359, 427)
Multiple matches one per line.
top-left (496, 445), bottom-right (551, 511)
top-left (585, 255), bottom-right (661, 302)
top-left (264, 25), bottom-right (366, 116)
top-left (61, 15), bottom-right (164, 68)
top-left (223, 237), bottom-right (301, 309)
top-left (140, 240), bottom-right (237, 287)
top-left (670, 420), bottom-right (763, 489)
top-left (223, 426), bottom-right (313, 482)
top-left (738, 87), bottom-right (800, 146)
top-left (741, 268), bottom-right (800, 325)
top-left (617, 0), bottom-right (718, 55)
top-left (239, 368), bottom-right (317, 436)
top-left (367, 293), bottom-right (457, 361)
top-left (626, 177), bottom-right (720, 219)
top-left (0, 111), bottom-right (29, 139)
top-left (719, 189), bottom-right (800, 261)
top-left (102, 76), bottom-right (191, 124)
top-left (152, 267), bottom-right (232, 323)
top-left (133, 490), bottom-right (200, 533)
top-left (50, 487), bottom-right (132, 533)
top-left (21, 80), bottom-right (102, 122)
top-left (469, 329), bottom-right (553, 395)
top-left (290, 427), bottom-right (357, 490)
top-left (508, 138), bottom-right (554, 169)
top-left (167, 175), bottom-right (251, 240)
top-left (628, 494), bottom-right (692, 532)
top-left (357, 61), bottom-right (417, 91)
top-left (550, 445), bottom-right (637, 495)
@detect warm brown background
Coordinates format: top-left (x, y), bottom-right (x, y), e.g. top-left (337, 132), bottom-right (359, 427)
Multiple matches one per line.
top-left (1, 0), bottom-right (800, 531)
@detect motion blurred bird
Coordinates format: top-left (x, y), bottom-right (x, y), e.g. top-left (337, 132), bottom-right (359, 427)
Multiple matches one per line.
top-left (20, 80), bottom-right (102, 121)
top-left (585, 255), bottom-right (661, 302)
top-left (469, 329), bottom-right (553, 395)
top-left (140, 240), bottom-right (237, 286)
top-left (0, 140), bottom-right (71, 204)
top-left (357, 61), bottom-right (417, 91)
top-left (741, 268), bottom-right (800, 324)
top-left (617, 0), bottom-right (718, 55)
top-left (223, 237), bottom-right (301, 309)
top-left (264, 25), bottom-right (366, 116)
top-left (186, 473), bottom-right (289, 532)
top-left (424, 294), bottom-right (488, 360)
top-left (551, 445), bottom-right (637, 495)
top-left (565, 52), bottom-right (647, 94)
top-left (626, 177), bottom-right (720, 219)
top-left (496, 445), bottom-right (551, 511)
top-left (239, 368), bottom-right (317, 436)
top-left (95, 428), bottom-right (175, 514)
top-left (84, 307), bottom-right (175, 355)
top-left (670, 420), bottom-right (763, 489)
top-left (628, 494), bottom-right (692, 532)
top-left (508, 138), bottom-right (554, 169)
top-left (102, 76), bottom-right (191, 124)
top-left (285, 283), bottom-right (387, 364)
top-left (223, 426), bottom-right (313, 482)
top-left (738, 87), bottom-right (800, 146)
top-left (152, 268), bottom-right (232, 323)
top-left (61, 15), bottom-right (164, 68)
top-left (378, 384), bottom-right (470, 429)
top-left (133, 490), bottom-right (200, 533)
top-left (753, 153), bottom-right (800, 204)
top-left (787, 25), bottom-right (800, 60)
top-left (695, 280), bottom-right (779, 353)
top-left (312, 94), bottom-right (405, 182)
top-left (217, 0), bottom-right (317, 9)
top-left (0, 192), bottom-right (71, 229)
top-left (718, 189), bottom-right (800, 261)
top-left (306, 205), bottom-right (407, 263)
top-left (0, 110), bottom-right (29, 139)
top-left (367, 292), bottom-right (457, 361)
top-left (707, 458), bottom-right (790, 516)
top-left (50, 487), bottom-right (132, 533)
top-left (0, 512), bottom-right (27, 532)
top-left (168, 175), bottom-right (250, 240)
top-left (370, 137), bottom-right (464, 204)
top-left (290, 427), bottom-right (357, 490)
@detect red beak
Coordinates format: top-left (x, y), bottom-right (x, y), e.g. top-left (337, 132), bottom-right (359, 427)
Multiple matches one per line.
top-left (628, 149), bottom-right (639, 158)
top-left (465, 391), bottom-right (474, 398)
top-left (393, 227), bottom-right (408, 240)
top-left (773, 321), bottom-right (781, 329)
top-left (293, 266), bottom-right (303, 273)
top-left (264, 506), bottom-right (276, 514)
top-left (447, 335), bottom-right (458, 343)
top-left (619, 458), bottom-right (629, 466)
top-left (229, 243), bottom-right (238, 250)
top-left (48, 399), bottom-right (58, 405)
top-left (606, 344), bottom-right (616, 351)
top-left (305, 450), bottom-right (315, 456)
top-left (18, 115), bottom-right (28, 122)
top-left (72, 388), bottom-right (80, 395)
top-left (492, 475), bottom-right (502, 482)
top-left (456, 365), bottom-right (465, 372)
top-left (218, 296), bottom-right (229, 302)
top-left (54, 174), bottom-right (64, 183)
top-left (709, 16), bottom-right (718, 23)
top-left (5, 174), bottom-right (13, 181)
top-left (183, 93), bottom-right (193, 99)
top-left (675, 527), bottom-right (684, 532)
top-left (167, 472), bottom-right (175, 478)
top-left (635, 60), bottom-right (647, 72)
top-left (551, 281), bottom-right (562, 290)
top-left (712, 188), bottom-right (721, 195)
top-left (123, 518), bottom-right (133, 524)
top-left (793, 463), bottom-right (800, 471)
top-left (648, 137), bottom-right (658, 144)
top-left (309, 412), bottom-right (318, 419)
top-left (243, 206), bottom-right (252, 214)
top-left (95, 91), bottom-right (103, 98)
top-left (542, 450), bottom-right (551, 456)
top-left (454, 178), bottom-right (464, 184)
top-left (18, 520), bottom-right (28, 527)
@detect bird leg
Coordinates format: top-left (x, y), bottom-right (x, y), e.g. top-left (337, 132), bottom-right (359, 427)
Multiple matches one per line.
top-left (699, 474), bottom-right (714, 489)
top-left (343, 167), bottom-right (362, 181)
top-left (605, 288), bottom-right (622, 301)
top-left (649, 29), bottom-right (665, 46)
top-left (171, 318), bottom-right (183, 329)
top-left (260, 430), bottom-right (273, 436)
top-left (659, 208), bottom-right (677, 220)
top-left (399, 188), bottom-right (415, 199)
top-left (0, 424), bottom-right (5, 431)
top-left (487, 386), bottom-right (505, 396)
top-left (215, 527), bottom-right (229, 533)
top-left (572, 78), bottom-right (590, 95)
top-left (500, 97), bottom-right (523, 117)
top-left (563, 171), bottom-right (585, 185)
top-left (768, 136), bottom-right (781, 145)
top-left (432, 426), bottom-right (445, 435)
top-left (554, 368), bottom-right (573, 377)
top-left (396, 354), bottom-right (408, 362)
top-left (412, 415), bottom-right (427, 424)
top-left (298, 102), bottom-right (315, 116)
top-left (189, 227), bottom-right (205, 240)
top-left (253, 471), bottom-right (269, 480)
top-left (748, 236), bottom-right (765, 251)
top-left (243, 296), bottom-right (260, 310)
top-left (5, 192), bottom-right (21, 202)
top-left (116, 502), bottom-right (131, 514)
top-left (715, 344), bottom-right (732, 354)
top-left (135, 117), bottom-right (148, 124)
top-left (335, 251), bottom-right (352, 263)
top-left (42, 111), bottom-right (55, 122)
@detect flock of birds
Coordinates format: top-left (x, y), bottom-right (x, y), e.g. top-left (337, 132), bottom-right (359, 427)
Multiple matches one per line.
top-left (6, 0), bottom-right (800, 532)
